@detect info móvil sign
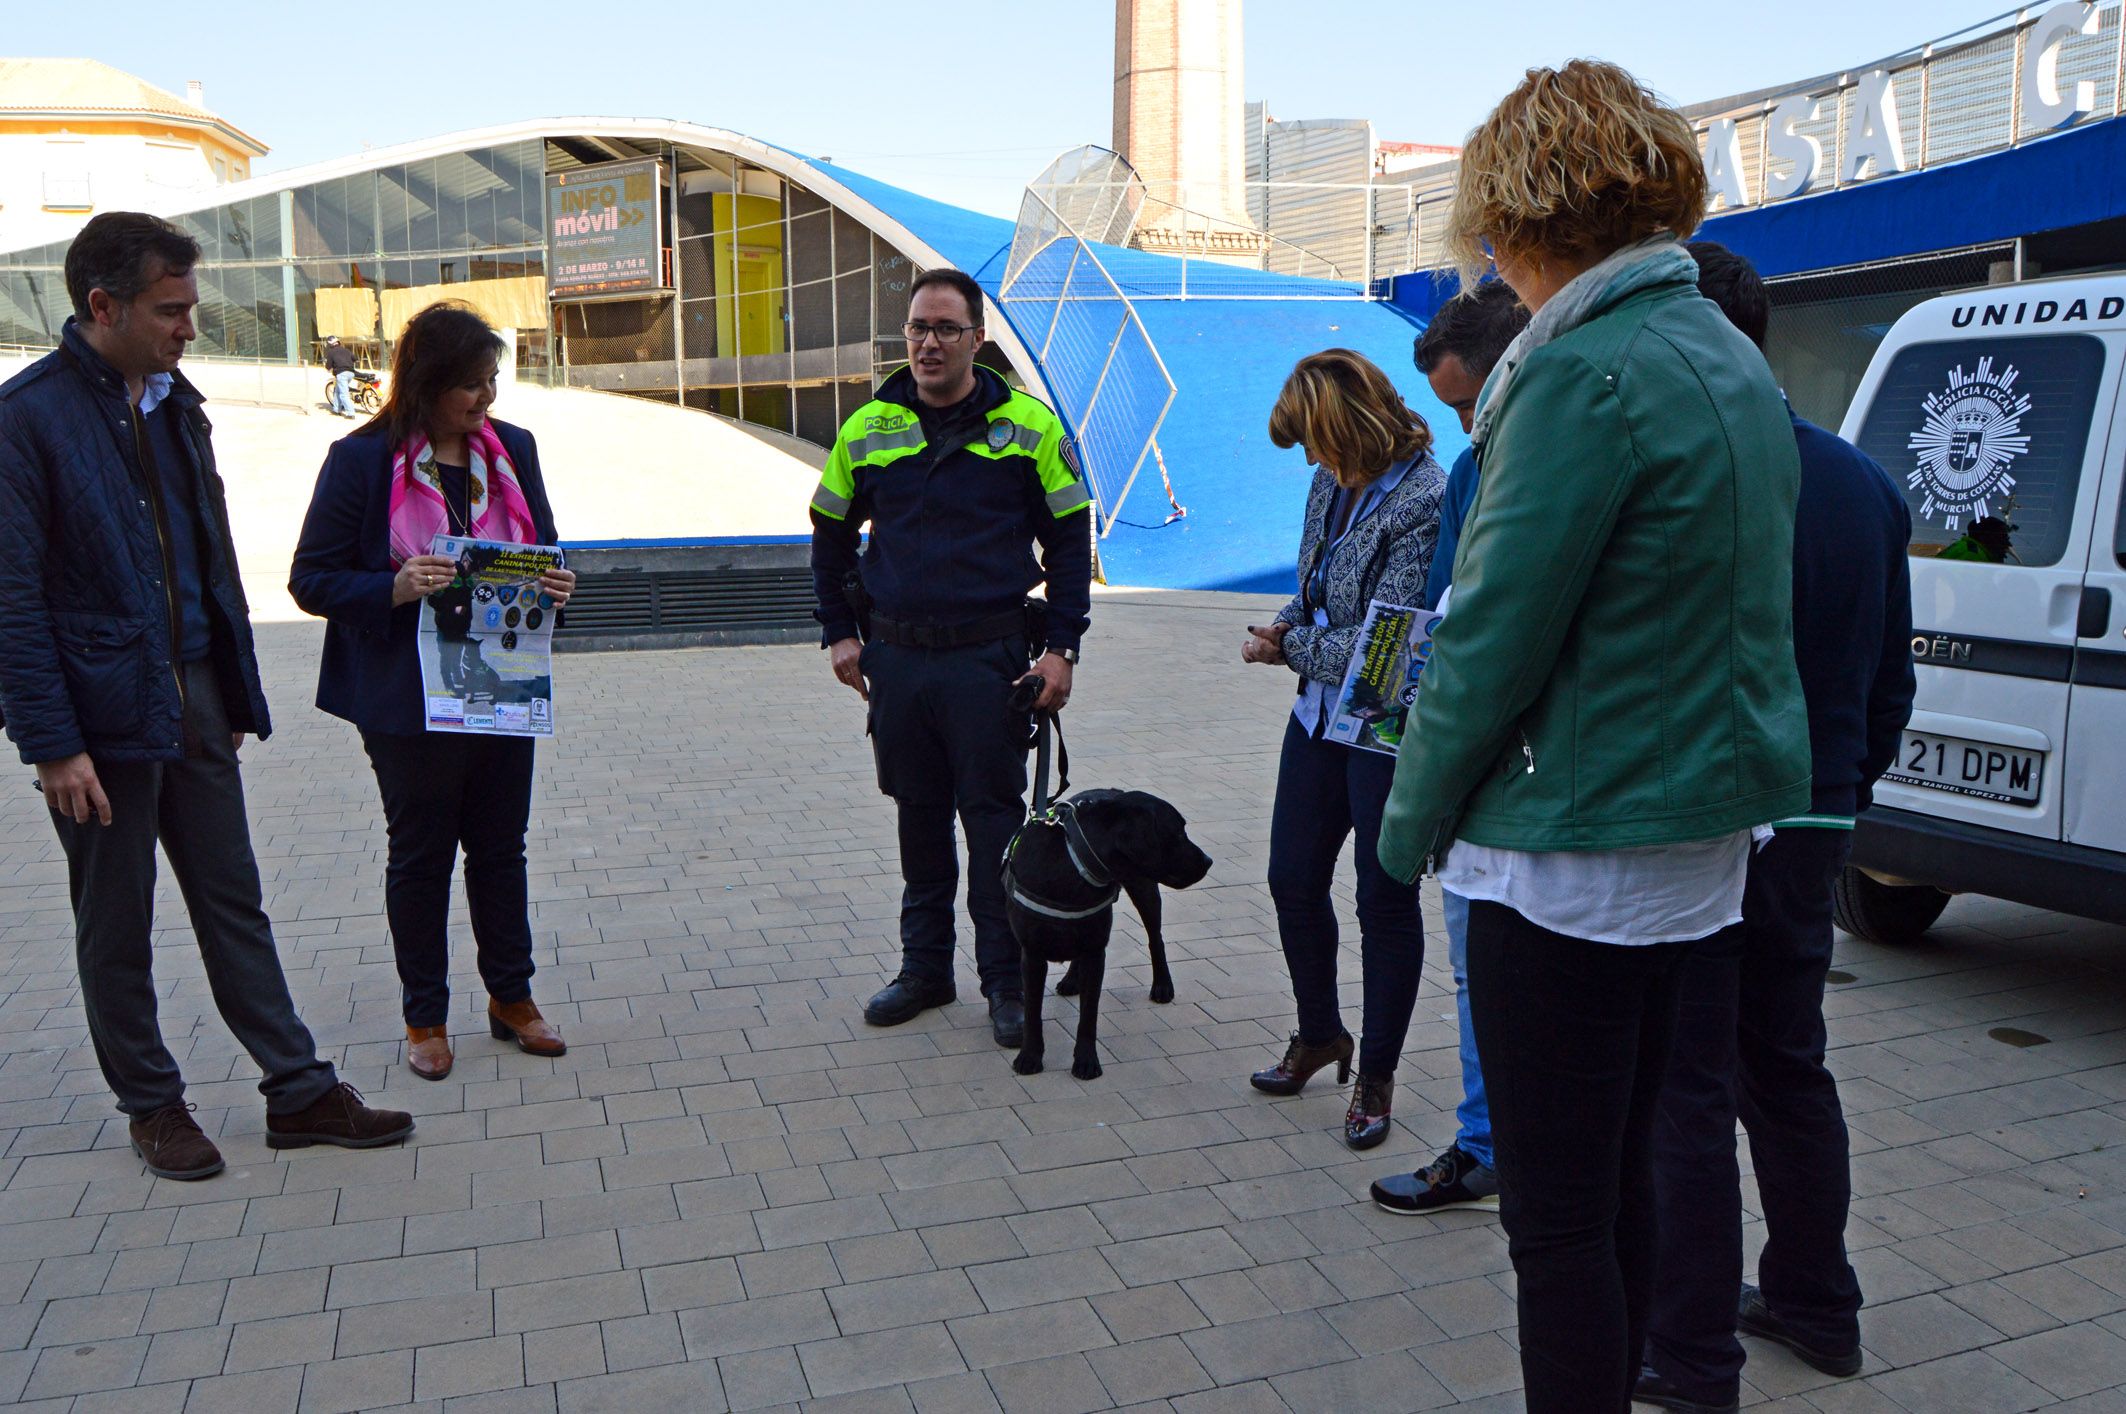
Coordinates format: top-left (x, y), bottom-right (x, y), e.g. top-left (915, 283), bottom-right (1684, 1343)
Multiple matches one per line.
top-left (546, 159), bottom-right (666, 300)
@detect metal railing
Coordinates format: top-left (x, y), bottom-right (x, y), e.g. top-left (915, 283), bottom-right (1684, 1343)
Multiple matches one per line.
top-left (1008, 146), bottom-right (1408, 298)
top-left (1687, 0), bottom-right (2126, 215)
top-left (999, 151), bottom-right (1181, 539)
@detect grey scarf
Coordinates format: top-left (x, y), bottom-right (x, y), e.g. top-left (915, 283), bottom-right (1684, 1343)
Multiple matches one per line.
top-left (1468, 237), bottom-right (1700, 450)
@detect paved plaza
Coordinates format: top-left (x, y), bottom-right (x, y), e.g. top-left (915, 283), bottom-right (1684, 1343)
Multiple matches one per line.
top-left (1, 590), bottom-right (2124, 1413)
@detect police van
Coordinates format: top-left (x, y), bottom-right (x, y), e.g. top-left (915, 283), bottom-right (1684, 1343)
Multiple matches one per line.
top-left (1834, 274), bottom-right (2126, 943)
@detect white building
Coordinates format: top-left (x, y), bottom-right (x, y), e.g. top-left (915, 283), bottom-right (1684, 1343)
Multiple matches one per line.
top-left (0, 58), bottom-right (268, 254)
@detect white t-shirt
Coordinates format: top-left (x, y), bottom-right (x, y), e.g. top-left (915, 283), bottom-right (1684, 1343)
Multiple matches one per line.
top-left (1436, 830), bottom-right (1759, 946)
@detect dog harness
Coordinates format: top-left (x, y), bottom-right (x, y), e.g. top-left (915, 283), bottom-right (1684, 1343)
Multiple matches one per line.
top-left (1002, 794), bottom-right (1119, 921)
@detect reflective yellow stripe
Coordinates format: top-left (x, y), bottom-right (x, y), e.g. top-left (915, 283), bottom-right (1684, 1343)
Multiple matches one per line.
top-left (846, 425), bottom-right (926, 463)
top-left (811, 483), bottom-right (851, 519)
top-left (1046, 483), bottom-right (1091, 516)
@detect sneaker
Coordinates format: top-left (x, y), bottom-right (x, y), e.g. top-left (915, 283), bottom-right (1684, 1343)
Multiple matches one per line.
top-left (1736, 1284), bottom-right (1862, 1377)
top-left (265, 1083), bottom-right (415, 1151)
top-left (129, 1102), bottom-right (225, 1180)
top-left (1371, 1144), bottom-right (1500, 1214)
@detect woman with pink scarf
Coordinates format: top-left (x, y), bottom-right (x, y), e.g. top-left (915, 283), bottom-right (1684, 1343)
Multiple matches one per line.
top-left (291, 303), bottom-right (574, 1081)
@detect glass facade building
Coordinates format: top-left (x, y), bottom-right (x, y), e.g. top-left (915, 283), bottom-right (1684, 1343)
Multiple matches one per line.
top-left (0, 126), bottom-right (1017, 450)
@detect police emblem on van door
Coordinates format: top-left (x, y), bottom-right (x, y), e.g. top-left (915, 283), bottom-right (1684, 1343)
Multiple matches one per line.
top-left (1907, 357), bottom-right (2031, 531)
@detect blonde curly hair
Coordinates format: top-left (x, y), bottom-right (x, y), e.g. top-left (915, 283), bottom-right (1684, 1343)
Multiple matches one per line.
top-left (1449, 59), bottom-right (1707, 286)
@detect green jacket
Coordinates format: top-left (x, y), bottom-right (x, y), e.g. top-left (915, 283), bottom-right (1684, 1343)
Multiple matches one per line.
top-left (1378, 274), bottom-right (1812, 880)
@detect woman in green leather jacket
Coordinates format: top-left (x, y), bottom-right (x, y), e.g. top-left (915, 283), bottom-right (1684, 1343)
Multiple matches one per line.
top-left (1375, 60), bottom-right (1812, 1413)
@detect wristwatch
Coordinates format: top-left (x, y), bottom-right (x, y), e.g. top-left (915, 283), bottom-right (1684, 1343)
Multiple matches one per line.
top-left (1053, 647), bottom-right (1079, 663)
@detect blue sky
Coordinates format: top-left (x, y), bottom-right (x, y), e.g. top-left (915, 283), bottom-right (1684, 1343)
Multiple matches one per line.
top-left (16, 0), bottom-right (2004, 216)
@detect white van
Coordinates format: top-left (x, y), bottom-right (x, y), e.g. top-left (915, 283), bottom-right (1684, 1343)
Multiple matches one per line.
top-left (1834, 273), bottom-right (2126, 942)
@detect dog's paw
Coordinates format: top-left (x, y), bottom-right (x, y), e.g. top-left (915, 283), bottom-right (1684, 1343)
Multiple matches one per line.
top-left (1071, 1055), bottom-right (1103, 1081)
top-left (1012, 1051), bottom-right (1044, 1075)
top-left (1148, 978), bottom-right (1174, 1004)
top-left (1055, 969), bottom-right (1080, 997)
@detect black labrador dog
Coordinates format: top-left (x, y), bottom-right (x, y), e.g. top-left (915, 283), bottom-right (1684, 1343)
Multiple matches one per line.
top-left (1002, 789), bottom-right (1212, 1079)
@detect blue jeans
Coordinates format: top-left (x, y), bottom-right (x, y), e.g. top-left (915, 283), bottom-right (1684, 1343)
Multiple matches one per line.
top-left (1266, 714), bottom-right (1423, 1076)
top-left (1443, 889), bottom-right (1494, 1168)
top-left (330, 369), bottom-right (355, 414)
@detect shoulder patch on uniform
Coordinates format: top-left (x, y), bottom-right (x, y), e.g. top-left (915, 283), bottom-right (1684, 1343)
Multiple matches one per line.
top-left (1059, 433), bottom-right (1082, 478)
top-left (986, 418), bottom-right (1015, 452)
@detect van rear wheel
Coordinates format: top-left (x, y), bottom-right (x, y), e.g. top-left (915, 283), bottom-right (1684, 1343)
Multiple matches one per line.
top-left (1832, 866), bottom-right (1949, 944)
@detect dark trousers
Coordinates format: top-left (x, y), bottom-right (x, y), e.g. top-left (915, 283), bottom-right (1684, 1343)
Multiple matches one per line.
top-left (1266, 714), bottom-right (1422, 1076)
top-left (1648, 829), bottom-right (1862, 1397)
top-left (1465, 899), bottom-right (1694, 1414)
top-left (51, 661), bottom-right (338, 1117)
top-left (361, 729), bottom-right (537, 1028)
top-left (862, 636), bottom-right (1027, 998)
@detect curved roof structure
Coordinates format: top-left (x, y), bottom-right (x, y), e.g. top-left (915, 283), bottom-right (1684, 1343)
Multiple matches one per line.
top-left (0, 115), bottom-right (1438, 592)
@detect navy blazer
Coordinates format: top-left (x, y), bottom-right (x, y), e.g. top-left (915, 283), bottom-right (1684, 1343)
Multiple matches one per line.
top-left (289, 419), bottom-right (559, 735)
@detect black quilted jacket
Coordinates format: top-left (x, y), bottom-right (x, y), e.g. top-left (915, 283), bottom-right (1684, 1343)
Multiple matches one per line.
top-left (0, 321), bottom-right (270, 765)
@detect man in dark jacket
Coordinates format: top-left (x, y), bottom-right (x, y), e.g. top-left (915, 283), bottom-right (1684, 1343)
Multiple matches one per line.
top-left (1635, 243), bottom-right (1917, 1413)
top-left (323, 334), bottom-right (359, 417)
top-left (0, 212), bottom-right (411, 1181)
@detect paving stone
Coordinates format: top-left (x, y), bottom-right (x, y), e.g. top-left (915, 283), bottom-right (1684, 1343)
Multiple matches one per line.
top-left (293, 1349), bottom-right (415, 1413)
top-left (413, 1334), bottom-right (525, 1402)
top-left (23, 1335), bottom-right (149, 1398)
top-left (555, 1359), bottom-right (727, 1413)
top-left (947, 1298), bottom-right (1115, 1371)
top-left (1, 605), bottom-right (2122, 1414)
top-left (676, 1290), bottom-right (837, 1359)
top-left (224, 1311), bottom-right (338, 1372)
top-left (1180, 1309), bottom-right (1355, 1384)
top-left (181, 1365), bottom-right (304, 1413)
top-left (335, 1292), bottom-right (496, 1358)
top-left (985, 1352), bottom-right (1116, 1414)
top-left (1988, 1322), bottom-right (2126, 1399)
top-left (715, 1345), bottom-right (808, 1411)
top-left (798, 1322), bottom-right (966, 1399)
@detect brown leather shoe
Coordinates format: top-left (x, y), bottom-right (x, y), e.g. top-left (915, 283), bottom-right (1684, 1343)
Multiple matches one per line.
top-left (488, 997), bottom-right (566, 1056)
top-left (1344, 1072), bottom-right (1395, 1150)
top-left (265, 1083), bottom-right (414, 1150)
top-left (406, 1024), bottom-right (453, 1081)
top-left (129, 1102), bottom-right (224, 1180)
top-left (1249, 1031), bottom-right (1354, 1096)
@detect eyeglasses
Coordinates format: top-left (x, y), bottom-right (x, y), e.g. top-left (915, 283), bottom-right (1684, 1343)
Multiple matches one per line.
top-left (903, 321), bottom-right (978, 346)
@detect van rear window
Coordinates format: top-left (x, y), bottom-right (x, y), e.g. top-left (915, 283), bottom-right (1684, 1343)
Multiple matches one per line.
top-left (1852, 334), bottom-right (2105, 568)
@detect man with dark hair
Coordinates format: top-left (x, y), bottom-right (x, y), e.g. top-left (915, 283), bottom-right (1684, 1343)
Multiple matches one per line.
top-left (0, 212), bottom-right (411, 1181)
top-left (811, 267), bottom-right (1094, 1045)
top-left (1633, 242), bottom-right (1915, 1413)
top-left (1369, 278), bottom-right (1528, 1219)
top-left (323, 334), bottom-right (359, 417)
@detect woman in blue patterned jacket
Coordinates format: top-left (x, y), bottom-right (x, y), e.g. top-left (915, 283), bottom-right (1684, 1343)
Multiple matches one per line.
top-left (1241, 348), bottom-right (1446, 1148)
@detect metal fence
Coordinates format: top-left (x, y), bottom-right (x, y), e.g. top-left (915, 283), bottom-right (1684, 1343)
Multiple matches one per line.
top-left (999, 150), bottom-right (1181, 539)
top-left (1007, 145), bottom-right (1408, 298)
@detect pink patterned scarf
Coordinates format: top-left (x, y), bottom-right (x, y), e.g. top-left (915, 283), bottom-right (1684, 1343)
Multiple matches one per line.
top-left (386, 421), bottom-right (538, 564)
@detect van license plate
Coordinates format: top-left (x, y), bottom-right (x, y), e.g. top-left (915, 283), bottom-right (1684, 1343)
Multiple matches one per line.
top-left (1882, 731), bottom-right (2043, 805)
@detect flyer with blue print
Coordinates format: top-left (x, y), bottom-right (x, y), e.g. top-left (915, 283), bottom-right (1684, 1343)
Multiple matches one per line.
top-left (417, 534), bottom-right (564, 736)
top-left (1326, 599), bottom-right (1442, 756)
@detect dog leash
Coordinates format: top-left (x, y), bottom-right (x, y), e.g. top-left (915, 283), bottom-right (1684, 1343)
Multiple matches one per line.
top-left (1029, 709), bottom-right (1070, 815)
